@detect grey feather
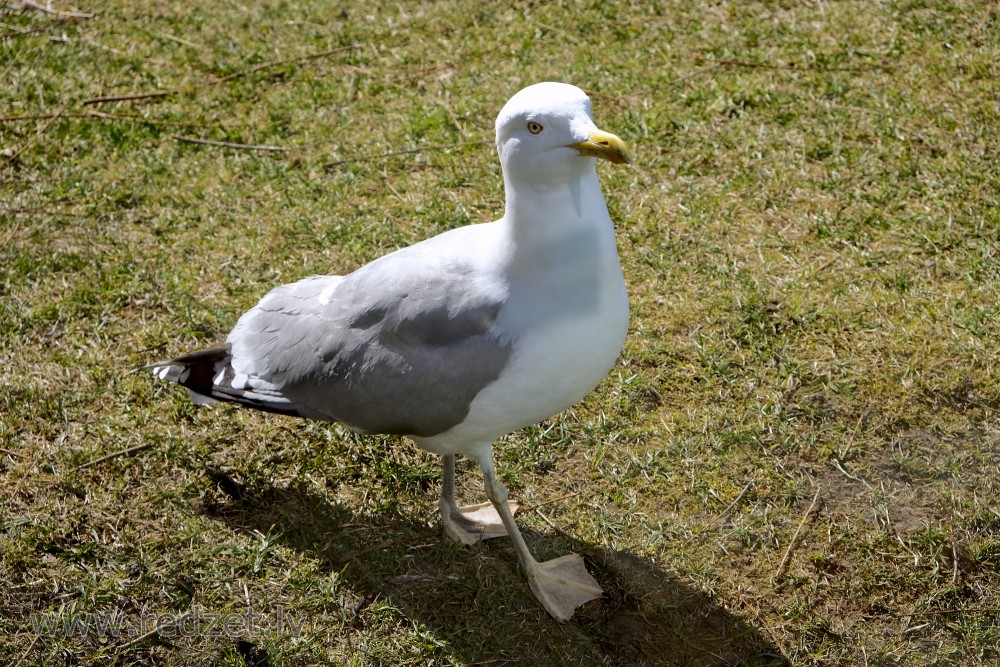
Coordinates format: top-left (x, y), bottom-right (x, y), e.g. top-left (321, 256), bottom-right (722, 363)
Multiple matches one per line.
top-left (227, 252), bottom-right (514, 437)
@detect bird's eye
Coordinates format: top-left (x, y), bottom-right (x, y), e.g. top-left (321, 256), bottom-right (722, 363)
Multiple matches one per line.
top-left (527, 121), bottom-right (544, 135)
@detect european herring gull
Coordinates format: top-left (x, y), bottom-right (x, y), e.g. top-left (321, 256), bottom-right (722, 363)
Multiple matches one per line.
top-left (150, 81), bottom-right (632, 621)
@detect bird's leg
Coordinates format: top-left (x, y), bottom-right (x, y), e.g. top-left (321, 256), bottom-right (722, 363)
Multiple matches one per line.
top-left (438, 453), bottom-right (515, 545)
top-left (474, 452), bottom-right (603, 622)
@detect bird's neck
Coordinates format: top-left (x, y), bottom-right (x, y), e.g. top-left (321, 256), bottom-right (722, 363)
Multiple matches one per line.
top-left (498, 170), bottom-right (625, 324)
top-left (502, 170), bottom-right (614, 253)
top-left (498, 170), bottom-right (624, 314)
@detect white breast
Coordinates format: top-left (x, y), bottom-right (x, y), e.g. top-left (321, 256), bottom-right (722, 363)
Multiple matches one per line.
top-left (420, 248), bottom-right (629, 456)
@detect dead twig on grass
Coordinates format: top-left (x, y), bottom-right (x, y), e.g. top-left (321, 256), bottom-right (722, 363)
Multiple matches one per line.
top-left (682, 482), bottom-right (755, 546)
top-left (0, 219), bottom-right (21, 246)
top-left (772, 487), bottom-right (821, 584)
top-left (324, 138), bottom-right (490, 169)
top-left (432, 97), bottom-right (469, 138)
top-left (76, 442), bottom-right (154, 469)
top-left (736, 599), bottom-right (791, 663)
top-left (115, 611), bottom-right (193, 652)
top-left (532, 20), bottom-right (581, 45)
top-left (2, 108), bottom-right (63, 168)
top-left (1, 112), bottom-right (72, 122)
top-left (207, 43), bottom-right (363, 85)
top-left (0, 17), bottom-right (73, 39)
top-left (1, 110), bottom-right (200, 127)
top-left (172, 135), bottom-right (289, 152)
top-left (84, 110), bottom-right (201, 127)
top-left (898, 606), bottom-right (1000, 618)
top-left (710, 57), bottom-right (895, 73)
top-left (46, 33), bottom-right (175, 67)
top-left (6, 42), bottom-right (360, 118)
top-left (602, 64), bottom-right (722, 103)
top-left (715, 482), bottom-right (754, 523)
top-left (806, 255), bottom-right (840, 280)
top-left (973, 2), bottom-right (1000, 41)
top-left (949, 509), bottom-right (961, 586)
top-left (11, 635), bottom-right (39, 667)
top-left (518, 491), bottom-right (580, 515)
top-left (2, 44), bottom-right (359, 155)
top-left (154, 30), bottom-right (202, 49)
top-left (535, 509), bottom-right (575, 539)
top-left (0, 447), bottom-right (28, 458)
top-left (339, 539), bottom-right (395, 563)
top-left (81, 90), bottom-right (171, 106)
top-left (15, 0), bottom-right (93, 19)
top-left (833, 457), bottom-right (872, 488)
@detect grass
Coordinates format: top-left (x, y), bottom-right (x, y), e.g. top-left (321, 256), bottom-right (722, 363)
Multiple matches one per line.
top-left (2, 0), bottom-right (998, 664)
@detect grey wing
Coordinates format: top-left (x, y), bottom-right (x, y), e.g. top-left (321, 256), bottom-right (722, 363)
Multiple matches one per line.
top-left (227, 254), bottom-right (513, 437)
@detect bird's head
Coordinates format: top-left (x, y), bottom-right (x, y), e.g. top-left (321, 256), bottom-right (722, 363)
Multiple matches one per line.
top-left (494, 82), bottom-right (631, 187)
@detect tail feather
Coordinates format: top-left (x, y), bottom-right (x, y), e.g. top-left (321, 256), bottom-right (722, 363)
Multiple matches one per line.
top-left (147, 343), bottom-right (305, 417)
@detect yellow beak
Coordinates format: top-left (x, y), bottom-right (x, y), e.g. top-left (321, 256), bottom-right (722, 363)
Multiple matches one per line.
top-left (570, 129), bottom-right (632, 165)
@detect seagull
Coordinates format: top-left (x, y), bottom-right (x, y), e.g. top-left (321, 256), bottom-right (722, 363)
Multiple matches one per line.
top-left (149, 82), bottom-right (632, 621)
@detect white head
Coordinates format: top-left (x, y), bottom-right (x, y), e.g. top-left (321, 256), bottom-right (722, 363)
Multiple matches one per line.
top-left (494, 82), bottom-right (631, 187)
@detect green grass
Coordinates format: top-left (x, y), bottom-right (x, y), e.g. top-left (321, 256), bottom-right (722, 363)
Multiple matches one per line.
top-left (2, 0), bottom-right (999, 664)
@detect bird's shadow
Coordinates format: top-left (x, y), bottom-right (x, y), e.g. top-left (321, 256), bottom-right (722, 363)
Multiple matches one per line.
top-left (204, 472), bottom-right (786, 666)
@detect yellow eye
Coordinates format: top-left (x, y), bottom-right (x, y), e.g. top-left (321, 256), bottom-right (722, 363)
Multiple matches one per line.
top-left (527, 121), bottom-right (544, 135)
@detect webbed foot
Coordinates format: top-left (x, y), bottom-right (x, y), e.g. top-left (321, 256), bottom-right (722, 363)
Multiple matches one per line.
top-left (440, 499), bottom-right (521, 546)
top-left (526, 554), bottom-right (603, 621)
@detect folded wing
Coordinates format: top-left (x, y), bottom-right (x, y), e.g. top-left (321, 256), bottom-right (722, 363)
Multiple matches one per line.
top-left (152, 249), bottom-right (513, 438)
